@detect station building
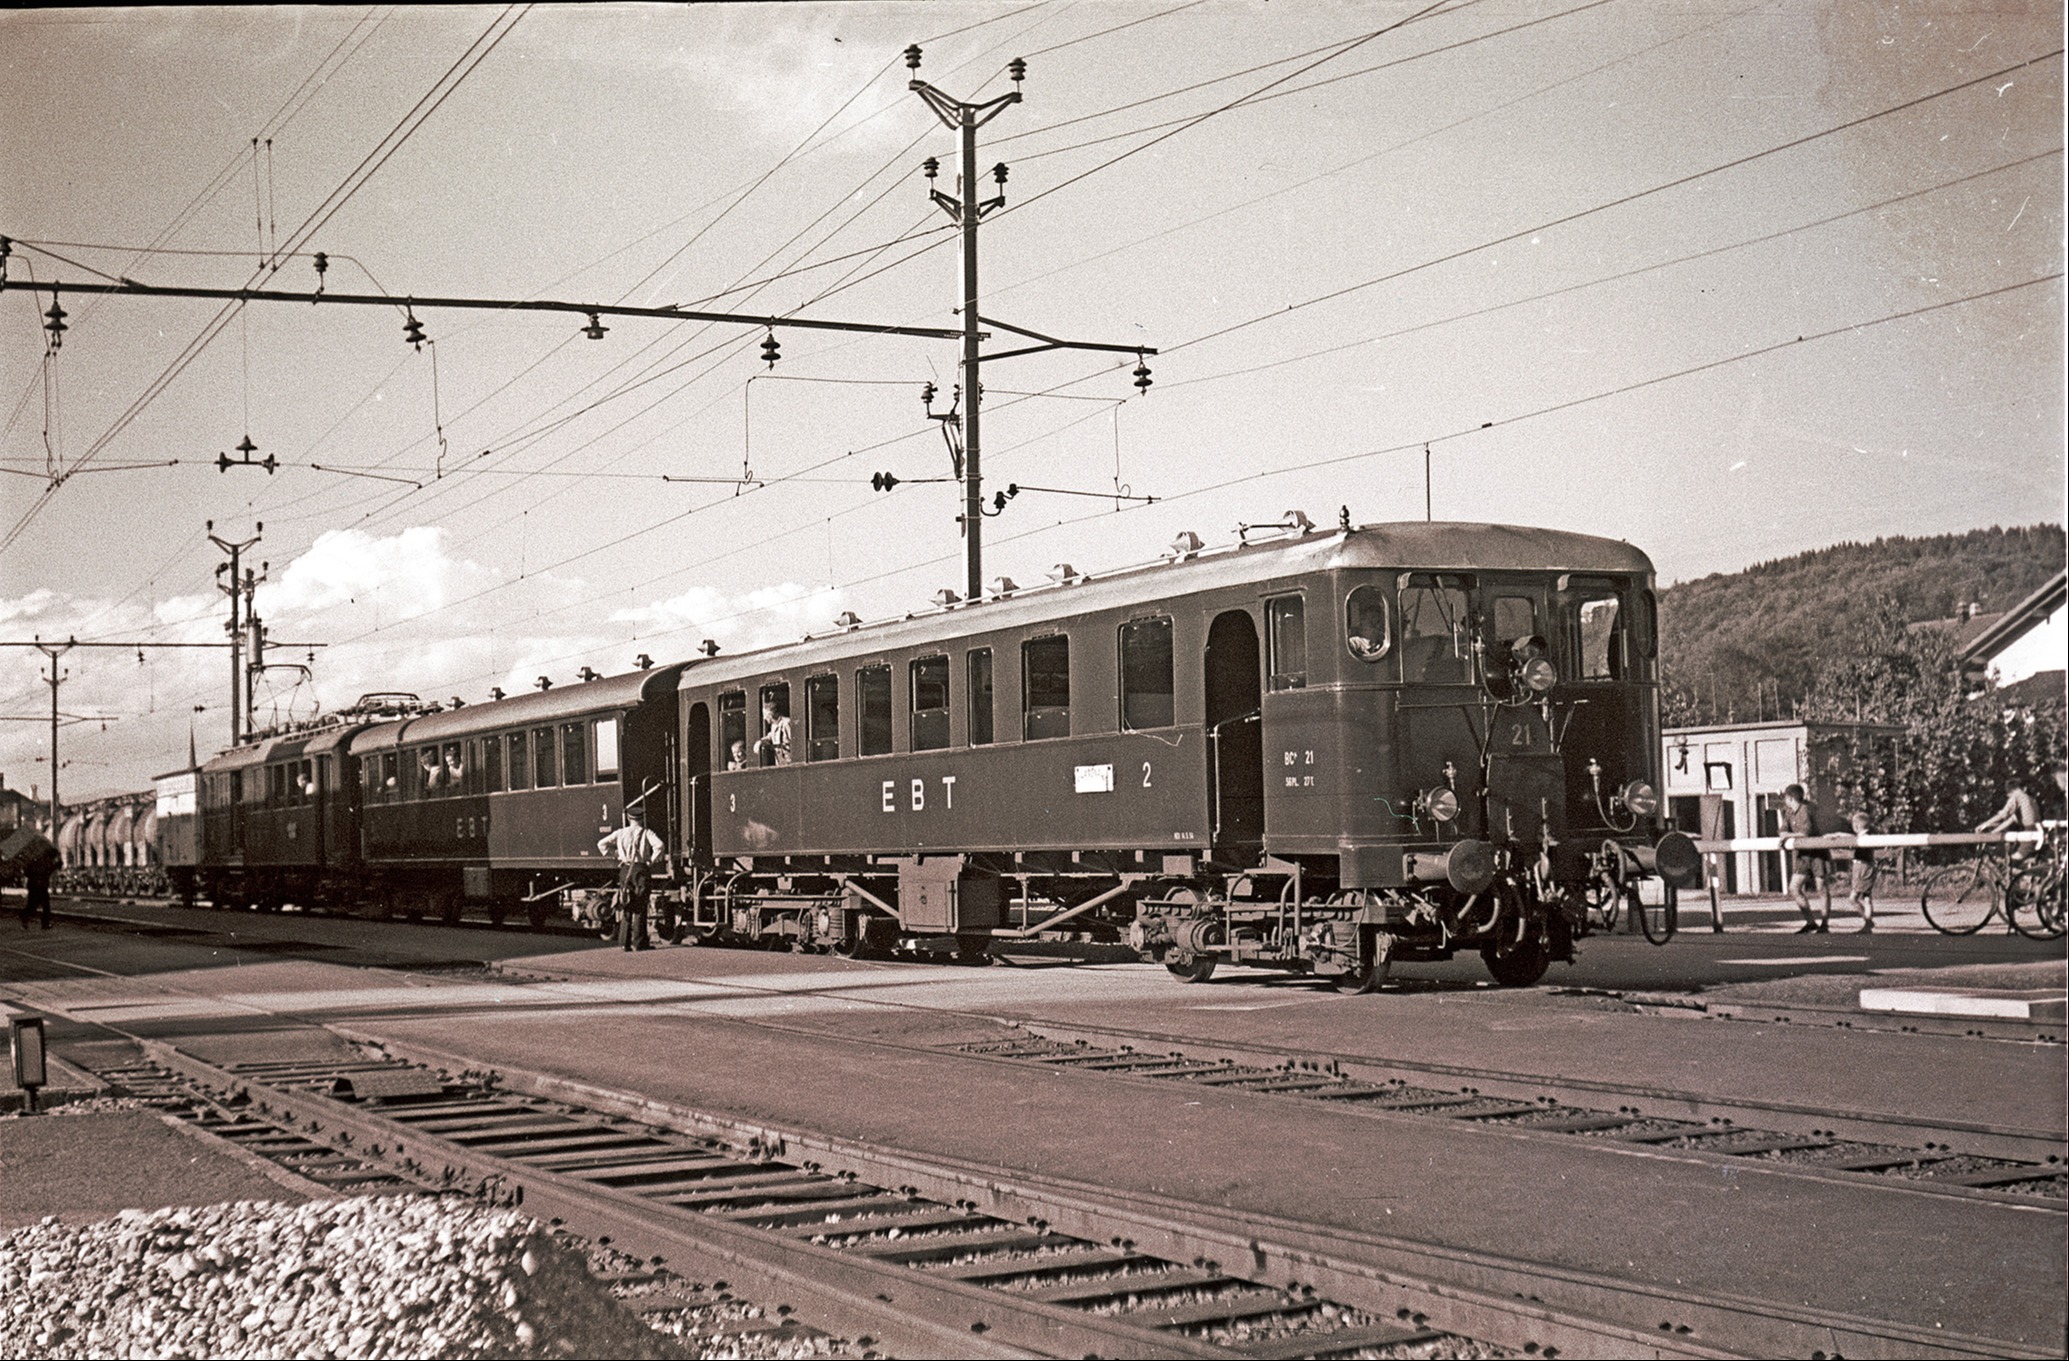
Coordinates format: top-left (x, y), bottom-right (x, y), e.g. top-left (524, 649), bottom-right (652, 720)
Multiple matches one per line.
top-left (1661, 719), bottom-right (1903, 894)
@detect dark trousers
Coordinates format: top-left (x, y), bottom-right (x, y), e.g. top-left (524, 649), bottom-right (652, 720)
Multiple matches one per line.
top-left (20, 869), bottom-right (51, 928)
top-left (619, 892), bottom-right (649, 950)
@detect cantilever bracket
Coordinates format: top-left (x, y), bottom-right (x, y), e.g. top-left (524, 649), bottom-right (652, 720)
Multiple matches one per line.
top-left (977, 315), bottom-right (1158, 364)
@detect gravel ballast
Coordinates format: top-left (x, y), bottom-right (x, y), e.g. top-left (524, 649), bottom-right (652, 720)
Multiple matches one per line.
top-left (0, 1194), bottom-right (687, 1360)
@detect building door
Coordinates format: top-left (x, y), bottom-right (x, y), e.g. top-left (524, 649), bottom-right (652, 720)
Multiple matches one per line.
top-left (1205, 610), bottom-right (1263, 861)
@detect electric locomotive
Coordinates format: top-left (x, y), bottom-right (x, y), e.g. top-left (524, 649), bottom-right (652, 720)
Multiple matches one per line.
top-left (670, 517), bottom-right (1699, 986)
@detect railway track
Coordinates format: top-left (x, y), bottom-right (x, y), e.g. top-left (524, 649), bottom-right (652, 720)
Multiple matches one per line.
top-left (957, 1020), bottom-right (2069, 1186)
top-left (98, 1042), bottom-right (1557, 1361)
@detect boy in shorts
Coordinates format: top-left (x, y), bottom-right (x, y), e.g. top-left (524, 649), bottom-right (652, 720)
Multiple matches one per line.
top-left (1844, 808), bottom-right (1877, 933)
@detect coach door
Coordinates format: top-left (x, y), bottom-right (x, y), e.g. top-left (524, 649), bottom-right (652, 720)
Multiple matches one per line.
top-left (1205, 610), bottom-right (1264, 860)
top-left (684, 701), bottom-right (712, 864)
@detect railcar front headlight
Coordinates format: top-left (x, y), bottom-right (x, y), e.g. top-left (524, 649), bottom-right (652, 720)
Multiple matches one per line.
top-left (1522, 658), bottom-right (1558, 693)
top-left (1423, 787), bottom-right (1460, 823)
top-left (1621, 780), bottom-right (1660, 818)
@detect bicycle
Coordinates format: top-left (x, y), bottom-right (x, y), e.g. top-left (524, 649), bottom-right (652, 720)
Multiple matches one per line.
top-left (1921, 844), bottom-right (2063, 938)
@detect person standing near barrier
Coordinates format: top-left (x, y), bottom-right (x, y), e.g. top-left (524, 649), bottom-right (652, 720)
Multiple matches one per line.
top-left (1844, 808), bottom-right (1877, 933)
top-left (597, 806), bottom-right (665, 952)
top-left (1781, 784), bottom-right (1830, 934)
top-left (2, 823), bottom-right (60, 930)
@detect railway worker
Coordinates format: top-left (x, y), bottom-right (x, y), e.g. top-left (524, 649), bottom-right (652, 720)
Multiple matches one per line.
top-left (598, 806), bottom-right (666, 952)
top-left (1780, 784), bottom-right (1831, 934)
top-left (755, 696), bottom-right (793, 766)
top-left (1843, 808), bottom-right (1877, 933)
top-left (1, 823), bottom-right (60, 931)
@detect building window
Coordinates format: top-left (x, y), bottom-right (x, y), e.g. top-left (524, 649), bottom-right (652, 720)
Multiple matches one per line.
top-left (967, 648), bottom-right (994, 746)
top-left (719, 691), bottom-right (747, 770)
top-left (1267, 596), bottom-right (1306, 691)
top-left (912, 655), bottom-right (951, 751)
top-left (858, 666), bottom-right (893, 756)
top-left (806, 675), bottom-right (840, 762)
top-left (594, 718), bottom-right (619, 780)
top-left (506, 732), bottom-right (530, 791)
top-left (1120, 616), bottom-right (1175, 730)
top-left (1023, 635), bottom-right (1071, 740)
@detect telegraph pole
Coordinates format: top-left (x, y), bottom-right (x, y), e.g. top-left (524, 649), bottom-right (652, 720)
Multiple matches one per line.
top-left (35, 640), bottom-right (70, 836)
top-left (208, 520), bottom-right (261, 746)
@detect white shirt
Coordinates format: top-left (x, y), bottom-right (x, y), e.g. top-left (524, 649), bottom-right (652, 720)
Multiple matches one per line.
top-left (598, 823), bottom-right (665, 865)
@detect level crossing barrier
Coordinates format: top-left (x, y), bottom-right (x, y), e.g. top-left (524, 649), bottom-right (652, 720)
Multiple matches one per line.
top-left (1682, 826), bottom-right (2054, 932)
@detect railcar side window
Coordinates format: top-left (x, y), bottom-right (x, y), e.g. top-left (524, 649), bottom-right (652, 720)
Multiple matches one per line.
top-left (718, 691), bottom-right (747, 770)
top-left (858, 667), bottom-right (893, 756)
top-left (419, 747), bottom-right (443, 797)
top-left (445, 742), bottom-right (466, 794)
top-left (1120, 616), bottom-right (1175, 730)
top-left (806, 676), bottom-right (840, 762)
top-left (561, 723), bottom-right (588, 783)
top-left (533, 726), bottom-right (558, 787)
top-left (967, 649), bottom-right (994, 746)
top-left (1399, 582), bottom-right (1471, 684)
top-left (1577, 590), bottom-right (1625, 681)
top-left (1023, 635), bottom-right (1071, 740)
top-left (1267, 596), bottom-right (1306, 690)
top-left (483, 736), bottom-right (503, 792)
top-left (506, 732), bottom-right (530, 791)
top-left (757, 684), bottom-right (793, 766)
top-left (381, 752), bottom-right (399, 798)
top-left (1345, 586), bottom-right (1391, 662)
top-left (594, 718), bottom-right (620, 780)
top-left (910, 656), bottom-right (951, 751)
top-left (1636, 588), bottom-right (1659, 661)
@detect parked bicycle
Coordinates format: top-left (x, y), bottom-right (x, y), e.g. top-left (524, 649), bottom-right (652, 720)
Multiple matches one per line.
top-left (1921, 835), bottom-right (2065, 940)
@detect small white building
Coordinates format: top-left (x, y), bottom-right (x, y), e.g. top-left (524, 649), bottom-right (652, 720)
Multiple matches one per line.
top-left (1960, 570), bottom-right (2065, 696)
top-left (1662, 719), bottom-right (1902, 893)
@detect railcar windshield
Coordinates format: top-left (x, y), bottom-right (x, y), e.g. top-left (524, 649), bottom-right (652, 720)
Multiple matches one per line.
top-left (1399, 577), bottom-right (1471, 684)
top-left (1567, 578), bottom-right (1630, 681)
top-left (1345, 585), bottom-right (1390, 662)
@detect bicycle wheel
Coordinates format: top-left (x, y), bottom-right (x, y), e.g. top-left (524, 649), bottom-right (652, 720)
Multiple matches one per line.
top-left (2006, 867), bottom-right (2066, 941)
top-left (1921, 863), bottom-right (1994, 935)
top-left (1633, 883), bottom-right (1677, 945)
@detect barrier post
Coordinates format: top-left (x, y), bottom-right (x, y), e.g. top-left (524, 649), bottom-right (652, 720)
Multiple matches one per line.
top-left (1707, 852), bottom-right (1723, 932)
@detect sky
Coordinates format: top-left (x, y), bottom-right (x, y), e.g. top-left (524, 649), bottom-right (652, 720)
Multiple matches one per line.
top-left (1, 0), bottom-right (2062, 802)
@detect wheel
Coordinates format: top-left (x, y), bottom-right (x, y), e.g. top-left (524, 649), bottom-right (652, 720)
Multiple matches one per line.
top-left (488, 905), bottom-right (508, 927)
top-left (1922, 864), bottom-right (1993, 935)
top-left (954, 934), bottom-right (993, 966)
top-left (1633, 884), bottom-right (1677, 945)
top-left (525, 901), bottom-right (548, 929)
top-left (1481, 935), bottom-right (1550, 987)
top-left (1328, 955), bottom-right (1387, 994)
top-left (2006, 867), bottom-right (2065, 940)
top-left (1164, 953), bottom-right (1217, 983)
top-left (439, 896), bottom-right (463, 926)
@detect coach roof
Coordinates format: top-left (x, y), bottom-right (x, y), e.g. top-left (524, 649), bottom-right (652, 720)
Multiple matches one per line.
top-left (347, 662), bottom-right (690, 756)
top-left (682, 520), bottom-right (1652, 690)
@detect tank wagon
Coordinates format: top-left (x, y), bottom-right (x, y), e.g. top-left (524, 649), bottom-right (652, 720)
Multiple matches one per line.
top-left (153, 518), bottom-right (1697, 990)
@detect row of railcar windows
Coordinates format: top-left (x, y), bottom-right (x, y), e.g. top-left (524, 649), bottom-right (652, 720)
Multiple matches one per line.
top-left (360, 717), bottom-right (622, 802)
top-left (715, 617), bottom-right (1185, 769)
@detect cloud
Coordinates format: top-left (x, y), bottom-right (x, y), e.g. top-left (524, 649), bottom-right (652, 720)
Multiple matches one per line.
top-left (613, 580), bottom-right (845, 652)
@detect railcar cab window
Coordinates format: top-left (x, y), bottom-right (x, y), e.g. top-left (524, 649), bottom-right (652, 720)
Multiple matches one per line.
top-left (806, 676), bottom-right (839, 762)
top-left (858, 666), bottom-right (893, 756)
top-left (1570, 579), bottom-right (1629, 681)
top-left (910, 656), bottom-right (951, 751)
top-left (967, 649), bottom-right (994, 746)
top-left (506, 732), bottom-right (530, 791)
top-left (757, 684), bottom-right (793, 766)
top-left (1399, 576), bottom-right (1472, 684)
top-left (1267, 596), bottom-right (1306, 690)
top-left (532, 726), bottom-right (558, 787)
top-left (718, 691), bottom-right (748, 770)
top-left (1023, 635), bottom-right (1071, 740)
top-left (1120, 616), bottom-right (1175, 730)
top-left (1345, 586), bottom-right (1391, 662)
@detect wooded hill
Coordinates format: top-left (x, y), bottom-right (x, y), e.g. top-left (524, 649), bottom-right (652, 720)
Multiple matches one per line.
top-left (1658, 524), bottom-right (2064, 725)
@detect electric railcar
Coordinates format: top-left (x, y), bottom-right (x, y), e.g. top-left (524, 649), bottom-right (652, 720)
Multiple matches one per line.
top-left (154, 518), bottom-right (1699, 989)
